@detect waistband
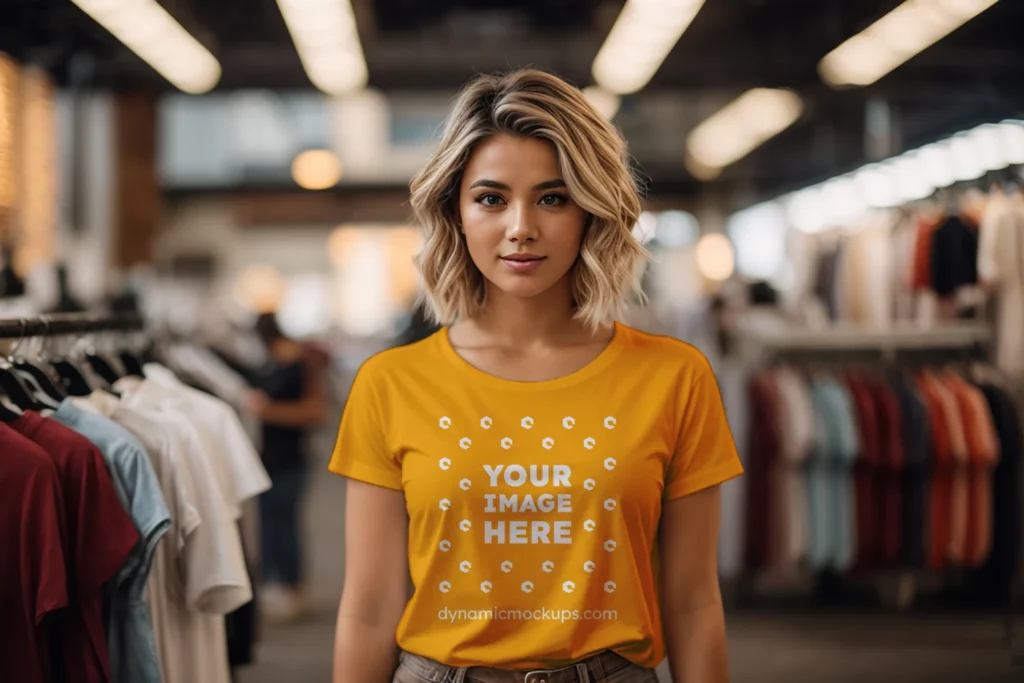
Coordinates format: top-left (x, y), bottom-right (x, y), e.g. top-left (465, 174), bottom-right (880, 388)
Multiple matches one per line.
top-left (397, 649), bottom-right (638, 683)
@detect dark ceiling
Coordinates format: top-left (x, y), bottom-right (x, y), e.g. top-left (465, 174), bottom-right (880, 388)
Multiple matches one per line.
top-left (3, 0), bottom-right (1024, 203)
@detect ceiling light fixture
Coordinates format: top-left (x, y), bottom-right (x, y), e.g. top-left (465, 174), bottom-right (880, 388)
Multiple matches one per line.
top-left (818, 0), bottom-right (1001, 88)
top-left (70, 0), bottom-right (221, 94)
top-left (685, 88), bottom-right (804, 180)
top-left (695, 233), bottom-right (735, 281)
top-left (592, 0), bottom-right (707, 95)
top-left (276, 0), bottom-right (368, 95)
top-left (292, 149), bottom-right (343, 190)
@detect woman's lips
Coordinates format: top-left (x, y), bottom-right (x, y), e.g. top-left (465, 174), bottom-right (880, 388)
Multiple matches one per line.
top-left (500, 255), bottom-right (546, 272)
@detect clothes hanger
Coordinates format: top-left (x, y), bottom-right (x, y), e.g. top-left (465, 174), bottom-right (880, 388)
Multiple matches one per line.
top-left (85, 351), bottom-right (122, 385)
top-left (118, 346), bottom-right (145, 378)
top-left (11, 320), bottom-right (66, 404)
top-left (0, 321), bottom-right (49, 411)
top-left (46, 321), bottom-right (96, 397)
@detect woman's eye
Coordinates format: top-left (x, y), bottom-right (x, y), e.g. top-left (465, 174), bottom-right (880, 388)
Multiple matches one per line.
top-left (539, 194), bottom-right (568, 206)
top-left (477, 194), bottom-right (504, 206)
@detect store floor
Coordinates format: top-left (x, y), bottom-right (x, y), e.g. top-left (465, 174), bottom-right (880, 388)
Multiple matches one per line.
top-left (236, 466), bottom-right (1023, 683)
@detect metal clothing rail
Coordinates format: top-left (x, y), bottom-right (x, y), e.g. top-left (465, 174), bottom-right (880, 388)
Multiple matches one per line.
top-left (732, 311), bottom-right (993, 364)
top-left (0, 313), bottom-right (145, 339)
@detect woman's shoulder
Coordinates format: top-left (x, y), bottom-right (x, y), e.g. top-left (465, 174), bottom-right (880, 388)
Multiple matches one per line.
top-left (615, 322), bottom-right (713, 374)
top-left (353, 329), bottom-right (447, 380)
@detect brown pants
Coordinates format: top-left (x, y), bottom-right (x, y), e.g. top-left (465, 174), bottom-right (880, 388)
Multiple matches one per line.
top-left (393, 650), bottom-right (659, 683)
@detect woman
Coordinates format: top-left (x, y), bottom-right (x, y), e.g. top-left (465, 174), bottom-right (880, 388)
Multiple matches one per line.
top-left (329, 70), bottom-right (743, 683)
top-left (247, 313), bottom-right (328, 622)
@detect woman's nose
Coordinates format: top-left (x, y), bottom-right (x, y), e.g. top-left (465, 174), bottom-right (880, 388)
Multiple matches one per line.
top-left (506, 203), bottom-right (539, 242)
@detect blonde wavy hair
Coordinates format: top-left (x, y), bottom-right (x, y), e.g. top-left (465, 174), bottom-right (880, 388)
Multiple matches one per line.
top-left (410, 69), bottom-right (649, 331)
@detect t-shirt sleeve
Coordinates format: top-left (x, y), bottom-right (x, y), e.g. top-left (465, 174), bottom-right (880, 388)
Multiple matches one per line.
top-left (663, 365), bottom-right (744, 501)
top-left (327, 360), bottom-right (403, 491)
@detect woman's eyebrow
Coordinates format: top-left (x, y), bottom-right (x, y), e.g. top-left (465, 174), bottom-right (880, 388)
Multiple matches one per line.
top-left (467, 179), bottom-right (566, 191)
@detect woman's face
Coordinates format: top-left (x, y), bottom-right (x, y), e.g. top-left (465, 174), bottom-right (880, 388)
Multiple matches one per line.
top-left (457, 133), bottom-right (588, 303)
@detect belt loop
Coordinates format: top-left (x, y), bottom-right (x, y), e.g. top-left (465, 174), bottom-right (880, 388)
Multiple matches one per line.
top-left (574, 662), bottom-right (591, 683)
top-left (588, 653), bottom-right (606, 682)
top-left (452, 666), bottom-right (468, 683)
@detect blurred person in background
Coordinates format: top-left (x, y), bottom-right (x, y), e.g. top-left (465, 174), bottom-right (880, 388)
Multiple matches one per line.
top-left (246, 312), bottom-right (328, 623)
top-left (329, 69), bottom-right (742, 683)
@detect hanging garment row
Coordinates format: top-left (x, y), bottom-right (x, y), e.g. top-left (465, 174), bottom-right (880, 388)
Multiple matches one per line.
top-left (0, 318), bottom-right (271, 683)
top-left (743, 361), bottom-right (1022, 601)
top-left (787, 184), bottom-right (1024, 385)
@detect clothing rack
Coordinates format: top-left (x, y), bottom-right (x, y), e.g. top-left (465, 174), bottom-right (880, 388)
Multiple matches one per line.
top-left (0, 313), bottom-right (145, 339)
top-left (733, 311), bottom-right (1021, 651)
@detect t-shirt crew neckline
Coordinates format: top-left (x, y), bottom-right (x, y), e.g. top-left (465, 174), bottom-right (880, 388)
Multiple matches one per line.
top-left (436, 321), bottom-right (627, 392)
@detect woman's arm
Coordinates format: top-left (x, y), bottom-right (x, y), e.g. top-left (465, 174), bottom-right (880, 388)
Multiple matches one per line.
top-left (660, 485), bottom-right (730, 683)
top-left (333, 479), bottom-right (410, 683)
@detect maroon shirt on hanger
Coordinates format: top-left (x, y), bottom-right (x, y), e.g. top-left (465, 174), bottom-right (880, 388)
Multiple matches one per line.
top-left (0, 424), bottom-right (69, 683)
top-left (871, 381), bottom-right (906, 567)
top-left (745, 370), bottom-right (780, 571)
top-left (845, 375), bottom-right (881, 572)
top-left (8, 412), bottom-right (139, 683)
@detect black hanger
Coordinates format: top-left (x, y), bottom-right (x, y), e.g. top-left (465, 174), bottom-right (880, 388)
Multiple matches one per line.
top-left (85, 352), bottom-right (122, 385)
top-left (118, 350), bottom-right (145, 378)
top-left (12, 365), bottom-right (61, 409)
top-left (51, 359), bottom-right (94, 397)
top-left (0, 363), bottom-right (44, 411)
top-left (0, 322), bottom-right (48, 411)
top-left (13, 359), bottom-right (66, 403)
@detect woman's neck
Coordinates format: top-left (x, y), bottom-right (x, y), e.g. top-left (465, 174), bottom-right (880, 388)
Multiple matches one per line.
top-left (459, 281), bottom-right (594, 347)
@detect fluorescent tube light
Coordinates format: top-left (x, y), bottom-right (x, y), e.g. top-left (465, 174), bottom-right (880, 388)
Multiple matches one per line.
top-left (819, 0), bottom-right (1000, 88)
top-left (685, 88), bottom-right (803, 179)
top-left (277, 0), bottom-right (368, 95)
top-left (71, 0), bottom-right (221, 94)
top-left (592, 0), bottom-right (706, 95)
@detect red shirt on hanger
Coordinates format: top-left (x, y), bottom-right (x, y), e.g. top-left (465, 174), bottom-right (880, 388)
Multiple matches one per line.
top-left (8, 412), bottom-right (139, 683)
top-left (0, 424), bottom-right (69, 683)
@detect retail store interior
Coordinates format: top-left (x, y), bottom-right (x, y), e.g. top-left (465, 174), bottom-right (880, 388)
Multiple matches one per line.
top-left (2, 0), bottom-right (1024, 682)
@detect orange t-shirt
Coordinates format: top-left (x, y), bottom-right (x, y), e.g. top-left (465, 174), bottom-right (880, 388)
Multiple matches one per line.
top-left (328, 322), bottom-right (743, 669)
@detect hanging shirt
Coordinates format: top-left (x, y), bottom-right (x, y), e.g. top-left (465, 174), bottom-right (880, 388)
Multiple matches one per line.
top-left (871, 381), bottom-right (906, 568)
top-left (7, 412), bottom-right (139, 683)
top-left (977, 192), bottom-right (1024, 382)
top-left (809, 378), bottom-right (860, 572)
top-left (930, 215), bottom-right (979, 298)
top-left (716, 359), bottom-right (749, 580)
top-left (0, 425), bottom-right (68, 683)
top-left (744, 370), bottom-right (780, 573)
top-left (844, 375), bottom-right (881, 572)
top-left (771, 367), bottom-right (816, 571)
top-left (328, 324), bottom-right (743, 670)
top-left (141, 364), bottom-right (271, 504)
top-left (930, 374), bottom-right (970, 566)
top-left (915, 373), bottom-right (954, 570)
top-left (944, 375), bottom-right (1000, 568)
top-left (83, 390), bottom-right (250, 683)
top-left (888, 375), bottom-right (931, 569)
top-left (52, 401), bottom-right (171, 683)
top-left (973, 384), bottom-right (1022, 599)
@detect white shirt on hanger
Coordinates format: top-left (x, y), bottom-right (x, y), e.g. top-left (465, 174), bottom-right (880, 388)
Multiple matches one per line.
top-left (140, 363), bottom-right (271, 504)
